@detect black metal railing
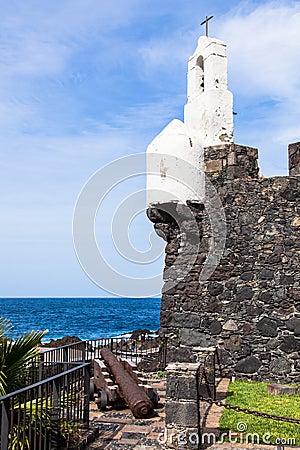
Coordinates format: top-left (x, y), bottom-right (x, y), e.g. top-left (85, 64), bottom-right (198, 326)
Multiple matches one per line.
top-left (0, 333), bottom-right (165, 449)
top-left (40, 335), bottom-right (162, 367)
top-left (41, 341), bottom-right (87, 364)
top-left (0, 362), bottom-right (90, 450)
top-left (25, 361), bottom-right (77, 386)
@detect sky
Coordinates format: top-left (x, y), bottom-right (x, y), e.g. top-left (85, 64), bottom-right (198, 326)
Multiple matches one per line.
top-left (1, 0), bottom-right (300, 298)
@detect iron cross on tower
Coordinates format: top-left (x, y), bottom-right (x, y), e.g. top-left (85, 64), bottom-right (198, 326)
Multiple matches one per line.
top-left (200, 15), bottom-right (214, 37)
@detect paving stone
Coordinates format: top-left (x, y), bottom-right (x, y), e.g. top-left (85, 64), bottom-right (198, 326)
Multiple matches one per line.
top-left (122, 425), bottom-right (152, 434)
top-left (95, 417), bottom-right (131, 424)
top-left (118, 438), bottom-right (140, 444)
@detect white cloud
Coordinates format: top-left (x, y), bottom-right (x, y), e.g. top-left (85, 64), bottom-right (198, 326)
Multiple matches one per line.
top-left (218, 2), bottom-right (300, 99)
top-left (211, 1), bottom-right (300, 175)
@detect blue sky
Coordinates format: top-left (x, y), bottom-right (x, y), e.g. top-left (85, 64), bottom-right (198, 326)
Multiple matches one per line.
top-left (1, 0), bottom-right (300, 297)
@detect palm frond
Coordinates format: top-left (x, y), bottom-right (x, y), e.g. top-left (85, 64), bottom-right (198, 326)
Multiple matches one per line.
top-left (1, 328), bottom-right (48, 394)
top-left (0, 317), bottom-right (13, 340)
top-left (0, 370), bottom-right (7, 396)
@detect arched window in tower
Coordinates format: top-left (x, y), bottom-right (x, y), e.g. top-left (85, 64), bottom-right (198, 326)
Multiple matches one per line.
top-left (196, 55), bottom-right (204, 93)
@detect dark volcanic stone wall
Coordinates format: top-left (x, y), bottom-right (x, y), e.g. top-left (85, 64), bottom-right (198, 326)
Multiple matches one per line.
top-left (148, 143), bottom-right (300, 382)
top-left (289, 142), bottom-right (300, 176)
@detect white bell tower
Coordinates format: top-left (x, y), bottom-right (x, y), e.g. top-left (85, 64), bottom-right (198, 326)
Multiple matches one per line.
top-left (146, 27), bottom-right (234, 206)
top-left (184, 36), bottom-right (234, 149)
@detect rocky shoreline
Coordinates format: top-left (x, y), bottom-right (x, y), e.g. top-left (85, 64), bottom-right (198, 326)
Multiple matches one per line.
top-left (41, 329), bottom-right (159, 348)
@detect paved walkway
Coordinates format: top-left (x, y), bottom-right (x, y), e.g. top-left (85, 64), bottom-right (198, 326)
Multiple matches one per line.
top-left (203, 378), bottom-right (230, 435)
top-left (88, 378), bottom-right (166, 449)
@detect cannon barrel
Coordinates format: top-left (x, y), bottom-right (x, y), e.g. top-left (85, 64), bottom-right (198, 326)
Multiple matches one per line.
top-left (100, 347), bottom-right (154, 418)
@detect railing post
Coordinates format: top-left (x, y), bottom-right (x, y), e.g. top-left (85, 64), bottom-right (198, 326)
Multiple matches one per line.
top-left (82, 342), bottom-right (86, 362)
top-left (50, 379), bottom-right (59, 449)
top-left (94, 340), bottom-right (99, 359)
top-left (135, 338), bottom-right (138, 366)
top-left (63, 347), bottom-right (68, 371)
top-left (159, 339), bottom-right (167, 370)
top-left (1, 399), bottom-right (10, 450)
top-left (110, 338), bottom-right (113, 353)
top-left (83, 364), bottom-right (90, 427)
top-left (38, 362), bottom-right (43, 397)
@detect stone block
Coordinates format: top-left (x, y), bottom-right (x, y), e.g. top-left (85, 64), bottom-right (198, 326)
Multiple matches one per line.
top-left (166, 346), bottom-right (195, 363)
top-left (266, 338), bottom-right (279, 350)
top-left (235, 356), bottom-right (261, 374)
top-left (285, 317), bottom-right (300, 331)
top-left (257, 318), bottom-right (278, 337)
top-left (269, 357), bottom-right (292, 374)
top-left (208, 282), bottom-right (224, 296)
top-left (173, 312), bottom-right (201, 328)
top-left (288, 142), bottom-right (300, 176)
top-left (280, 336), bottom-right (300, 353)
top-left (236, 286), bottom-right (254, 300)
top-left (292, 217), bottom-right (300, 227)
top-left (224, 335), bottom-right (242, 352)
top-left (180, 328), bottom-right (210, 347)
top-left (223, 319), bottom-right (238, 331)
top-left (166, 362), bottom-right (199, 373)
top-left (166, 374), bottom-right (198, 400)
top-left (165, 401), bottom-right (199, 427)
top-left (259, 268), bottom-right (274, 279)
top-left (209, 319), bottom-right (222, 335)
top-left (205, 159), bottom-right (222, 173)
top-left (268, 383), bottom-right (296, 395)
top-left (226, 165), bottom-right (245, 179)
top-left (227, 151), bottom-right (237, 166)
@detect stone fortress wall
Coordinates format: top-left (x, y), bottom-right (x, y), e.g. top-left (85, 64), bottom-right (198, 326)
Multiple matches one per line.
top-left (146, 31), bottom-right (300, 382)
top-left (148, 142), bottom-right (300, 382)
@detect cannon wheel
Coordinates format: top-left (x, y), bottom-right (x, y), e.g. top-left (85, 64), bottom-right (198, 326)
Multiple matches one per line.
top-left (100, 391), bottom-right (108, 410)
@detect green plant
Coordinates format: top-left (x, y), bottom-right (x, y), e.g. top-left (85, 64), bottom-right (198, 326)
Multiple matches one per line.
top-left (0, 317), bottom-right (47, 395)
top-left (157, 370), bottom-right (166, 378)
top-left (8, 389), bottom-right (83, 449)
top-left (8, 397), bottom-right (51, 450)
top-left (59, 421), bottom-right (80, 447)
top-left (0, 319), bottom-right (86, 450)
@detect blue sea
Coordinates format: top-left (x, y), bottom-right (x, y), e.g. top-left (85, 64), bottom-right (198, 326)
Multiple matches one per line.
top-left (0, 298), bottom-right (161, 342)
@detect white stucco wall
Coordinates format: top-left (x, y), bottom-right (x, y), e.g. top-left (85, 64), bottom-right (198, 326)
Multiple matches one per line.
top-left (146, 119), bottom-right (204, 205)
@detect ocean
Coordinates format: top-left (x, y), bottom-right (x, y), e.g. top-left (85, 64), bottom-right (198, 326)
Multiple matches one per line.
top-left (0, 297), bottom-right (161, 342)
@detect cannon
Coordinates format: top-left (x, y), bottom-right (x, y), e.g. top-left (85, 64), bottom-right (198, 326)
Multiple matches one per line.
top-left (100, 347), bottom-right (154, 418)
